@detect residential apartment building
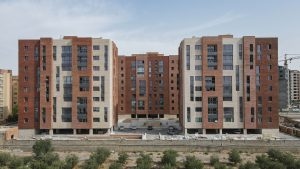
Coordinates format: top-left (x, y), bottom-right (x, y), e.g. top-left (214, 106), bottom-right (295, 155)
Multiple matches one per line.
top-left (18, 36), bottom-right (118, 137)
top-left (12, 76), bottom-right (18, 107)
top-left (290, 70), bottom-right (300, 105)
top-left (179, 35), bottom-right (279, 135)
top-left (0, 69), bottom-right (12, 122)
top-left (117, 53), bottom-right (179, 128)
top-left (278, 66), bottom-right (290, 109)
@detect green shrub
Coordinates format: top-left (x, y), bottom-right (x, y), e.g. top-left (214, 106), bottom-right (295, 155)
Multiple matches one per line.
top-left (32, 140), bottom-right (53, 157)
top-left (210, 154), bottom-right (219, 166)
top-left (8, 156), bottom-right (23, 169)
top-left (64, 154), bottom-right (79, 169)
top-left (184, 156), bottom-right (203, 169)
top-left (81, 147), bottom-right (111, 169)
top-left (228, 149), bottom-right (241, 165)
top-left (239, 161), bottom-right (259, 169)
top-left (0, 152), bottom-right (11, 166)
top-left (161, 150), bottom-right (178, 167)
top-left (136, 153), bottom-right (152, 169)
top-left (117, 152), bottom-right (128, 164)
top-left (214, 162), bottom-right (228, 169)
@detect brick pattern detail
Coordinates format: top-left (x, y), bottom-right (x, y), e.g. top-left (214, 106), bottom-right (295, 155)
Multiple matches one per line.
top-left (255, 38), bottom-right (279, 129)
top-left (70, 37), bottom-right (93, 129)
top-left (243, 36), bottom-right (257, 129)
top-left (18, 40), bottom-right (40, 129)
top-left (201, 36), bottom-right (224, 129)
top-left (39, 38), bottom-right (53, 129)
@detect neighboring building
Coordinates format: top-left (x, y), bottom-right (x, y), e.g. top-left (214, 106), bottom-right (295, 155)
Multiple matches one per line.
top-left (179, 35), bottom-right (279, 135)
top-left (278, 66), bottom-right (290, 109)
top-left (290, 70), bottom-right (300, 105)
top-left (12, 76), bottom-right (18, 108)
top-left (18, 36), bottom-right (118, 137)
top-left (117, 53), bottom-right (179, 128)
top-left (0, 69), bottom-right (12, 122)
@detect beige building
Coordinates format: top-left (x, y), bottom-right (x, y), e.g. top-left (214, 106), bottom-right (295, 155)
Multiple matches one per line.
top-left (179, 35), bottom-right (279, 135)
top-left (12, 76), bottom-right (18, 108)
top-left (290, 70), bottom-right (300, 104)
top-left (0, 69), bottom-right (12, 122)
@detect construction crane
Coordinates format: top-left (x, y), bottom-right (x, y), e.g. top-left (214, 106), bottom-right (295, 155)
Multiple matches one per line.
top-left (278, 54), bottom-right (300, 69)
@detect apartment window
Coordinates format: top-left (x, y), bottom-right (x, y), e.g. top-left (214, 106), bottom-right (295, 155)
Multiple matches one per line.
top-left (205, 76), bottom-right (215, 91)
top-left (24, 76), bottom-right (28, 81)
top-left (93, 45), bottom-right (100, 50)
top-left (62, 108), bottom-right (72, 122)
top-left (239, 44), bottom-right (243, 59)
top-left (93, 97), bottom-right (100, 101)
top-left (267, 54), bottom-right (271, 60)
top-left (246, 76), bottom-right (250, 101)
top-left (56, 66), bottom-right (60, 91)
top-left (208, 97), bottom-right (218, 122)
top-left (24, 45), bottom-right (29, 51)
top-left (79, 76), bottom-right (89, 91)
top-left (138, 100), bottom-right (145, 110)
top-left (139, 80), bottom-right (146, 96)
top-left (52, 97), bottom-right (56, 122)
top-left (269, 86), bottom-right (272, 91)
top-left (24, 66), bottom-right (28, 71)
top-left (207, 45), bottom-right (218, 70)
top-left (24, 118), bottom-right (28, 123)
top-left (268, 75), bottom-right (272, 80)
top-left (195, 97), bottom-right (202, 101)
top-left (53, 46), bottom-right (57, 61)
top-left (195, 45), bottom-right (201, 50)
top-left (195, 76), bottom-right (202, 81)
top-left (268, 107), bottom-right (272, 112)
top-left (257, 45), bottom-right (261, 54)
top-left (251, 107), bottom-right (255, 122)
top-left (24, 87), bottom-right (28, 92)
top-left (190, 76), bottom-right (194, 101)
top-left (186, 45), bottom-right (190, 70)
top-left (104, 107), bottom-right (108, 122)
top-left (224, 107), bottom-right (234, 122)
top-left (236, 65), bottom-right (240, 91)
top-left (187, 107), bottom-right (191, 122)
top-left (268, 96), bottom-right (272, 101)
top-left (250, 44), bottom-right (254, 52)
top-left (239, 97), bottom-right (243, 122)
top-left (93, 76), bottom-right (100, 81)
top-left (93, 66), bottom-right (100, 71)
top-left (93, 56), bottom-right (99, 60)
top-left (62, 46), bottom-right (72, 71)
top-left (93, 118), bottom-right (100, 122)
top-left (93, 86), bottom-right (100, 91)
top-left (195, 55), bottom-right (201, 60)
top-left (250, 54), bottom-right (254, 69)
top-left (223, 44), bottom-right (233, 70)
top-left (223, 76), bottom-right (232, 101)
top-left (195, 117), bottom-right (202, 122)
top-left (268, 64), bottom-right (272, 71)
top-left (63, 76), bottom-right (72, 101)
top-left (268, 44), bottom-right (272, 50)
top-left (93, 107), bottom-right (100, 112)
top-left (77, 97), bottom-right (87, 122)
top-left (104, 45), bottom-right (108, 70)
top-left (136, 60), bottom-right (145, 75)
top-left (101, 76), bottom-right (105, 101)
top-left (77, 45), bottom-right (88, 70)
top-left (195, 107), bottom-right (202, 112)
top-left (195, 86), bottom-right (202, 91)
top-left (24, 56), bottom-right (29, 61)
top-left (195, 65), bottom-right (202, 70)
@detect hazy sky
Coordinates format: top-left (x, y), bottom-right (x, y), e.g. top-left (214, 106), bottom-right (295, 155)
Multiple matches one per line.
top-left (0, 0), bottom-right (300, 75)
